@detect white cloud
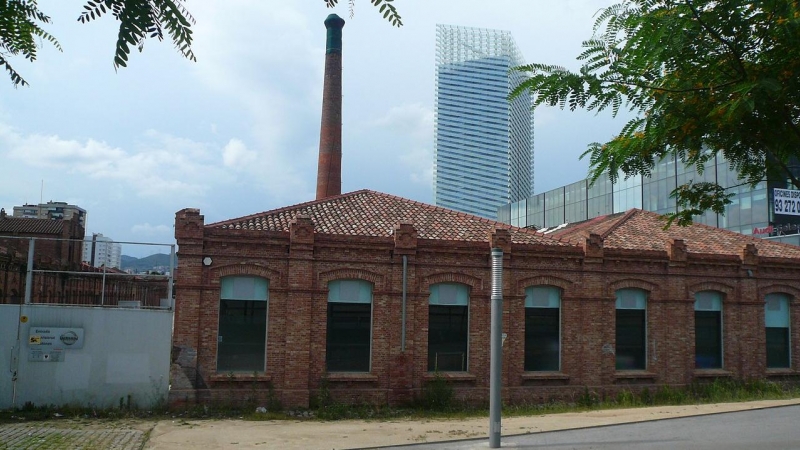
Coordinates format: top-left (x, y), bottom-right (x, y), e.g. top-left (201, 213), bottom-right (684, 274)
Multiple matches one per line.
top-left (222, 138), bottom-right (257, 169)
top-left (367, 103), bottom-right (434, 186)
top-left (0, 123), bottom-right (233, 201)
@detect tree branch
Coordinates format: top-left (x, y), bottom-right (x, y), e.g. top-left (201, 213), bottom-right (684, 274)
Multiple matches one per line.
top-left (684, 0), bottom-right (748, 77)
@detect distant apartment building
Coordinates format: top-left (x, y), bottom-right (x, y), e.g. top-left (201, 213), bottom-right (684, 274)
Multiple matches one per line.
top-left (82, 233), bottom-right (122, 269)
top-left (13, 201), bottom-right (87, 228)
top-left (434, 24), bottom-right (533, 218)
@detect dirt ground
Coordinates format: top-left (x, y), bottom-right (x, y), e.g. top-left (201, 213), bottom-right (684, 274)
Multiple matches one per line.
top-left (143, 398), bottom-right (800, 450)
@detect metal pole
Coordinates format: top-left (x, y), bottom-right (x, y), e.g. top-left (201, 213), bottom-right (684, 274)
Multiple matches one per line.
top-left (168, 244), bottom-right (175, 309)
top-left (24, 238), bottom-right (35, 304)
top-left (489, 248), bottom-right (503, 448)
top-left (101, 264), bottom-right (107, 306)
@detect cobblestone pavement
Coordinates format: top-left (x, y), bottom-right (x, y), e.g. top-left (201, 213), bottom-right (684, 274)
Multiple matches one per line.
top-left (0, 422), bottom-right (150, 450)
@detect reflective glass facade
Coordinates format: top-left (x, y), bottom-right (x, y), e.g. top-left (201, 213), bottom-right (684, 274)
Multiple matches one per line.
top-left (435, 25), bottom-right (533, 218)
top-left (498, 154), bottom-right (800, 239)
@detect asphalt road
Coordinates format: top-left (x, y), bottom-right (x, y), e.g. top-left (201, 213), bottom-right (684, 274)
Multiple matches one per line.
top-left (386, 404), bottom-right (800, 450)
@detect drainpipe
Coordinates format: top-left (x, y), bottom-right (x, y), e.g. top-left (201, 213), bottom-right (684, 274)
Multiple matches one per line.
top-left (401, 255), bottom-right (407, 352)
top-left (489, 248), bottom-right (503, 448)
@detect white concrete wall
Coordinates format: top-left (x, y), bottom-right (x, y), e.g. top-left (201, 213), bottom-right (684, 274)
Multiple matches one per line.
top-left (0, 304), bottom-right (172, 409)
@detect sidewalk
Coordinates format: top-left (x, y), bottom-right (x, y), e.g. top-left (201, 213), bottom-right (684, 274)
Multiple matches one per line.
top-left (143, 398), bottom-right (800, 450)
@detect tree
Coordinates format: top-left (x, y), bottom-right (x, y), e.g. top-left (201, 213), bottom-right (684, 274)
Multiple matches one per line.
top-left (326, 0), bottom-right (402, 27)
top-left (513, 0), bottom-right (800, 226)
top-left (1, 0), bottom-right (402, 87)
top-left (0, 0), bottom-right (61, 86)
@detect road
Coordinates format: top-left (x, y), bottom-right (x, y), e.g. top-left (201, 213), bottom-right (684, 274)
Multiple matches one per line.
top-left (386, 404), bottom-right (800, 450)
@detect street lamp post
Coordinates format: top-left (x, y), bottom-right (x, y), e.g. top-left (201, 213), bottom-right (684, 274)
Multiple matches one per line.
top-left (489, 247), bottom-right (503, 448)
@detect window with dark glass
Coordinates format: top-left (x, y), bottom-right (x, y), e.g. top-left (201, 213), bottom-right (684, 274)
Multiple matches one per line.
top-left (326, 279), bottom-right (373, 372)
top-left (525, 286), bottom-right (560, 371)
top-left (695, 291), bottom-right (723, 369)
top-left (616, 288), bottom-right (647, 370)
top-left (217, 276), bottom-right (268, 372)
top-left (765, 293), bottom-right (791, 368)
top-left (428, 283), bottom-right (469, 372)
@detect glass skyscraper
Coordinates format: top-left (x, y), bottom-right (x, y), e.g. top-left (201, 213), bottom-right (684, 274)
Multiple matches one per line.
top-left (434, 25), bottom-right (533, 218)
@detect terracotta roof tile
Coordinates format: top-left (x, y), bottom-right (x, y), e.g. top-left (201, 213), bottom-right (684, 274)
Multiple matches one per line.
top-left (552, 209), bottom-right (800, 258)
top-left (0, 217), bottom-right (64, 235)
top-left (208, 190), bottom-right (572, 246)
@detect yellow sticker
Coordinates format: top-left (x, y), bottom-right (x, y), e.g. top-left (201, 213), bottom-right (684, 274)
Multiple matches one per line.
top-left (29, 336), bottom-right (41, 345)
top-left (20, 315), bottom-right (28, 323)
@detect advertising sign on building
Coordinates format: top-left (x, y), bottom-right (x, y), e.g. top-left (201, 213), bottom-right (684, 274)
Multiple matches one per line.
top-left (774, 188), bottom-right (800, 216)
top-left (28, 327), bottom-right (85, 350)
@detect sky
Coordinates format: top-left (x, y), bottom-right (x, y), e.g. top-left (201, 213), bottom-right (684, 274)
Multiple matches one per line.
top-left (0, 0), bottom-right (629, 257)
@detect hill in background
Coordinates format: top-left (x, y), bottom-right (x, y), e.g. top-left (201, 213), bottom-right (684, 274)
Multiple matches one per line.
top-left (121, 253), bottom-right (174, 272)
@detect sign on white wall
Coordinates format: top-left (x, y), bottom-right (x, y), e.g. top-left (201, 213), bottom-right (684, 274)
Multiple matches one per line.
top-left (29, 327), bottom-right (85, 350)
top-left (774, 189), bottom-right (800, 216)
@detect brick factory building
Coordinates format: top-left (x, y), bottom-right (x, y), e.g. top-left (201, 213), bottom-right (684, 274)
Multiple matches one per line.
top-left (0, 209), bottom-right (167, 307)
top-left (170, 192), bottom-right (800, 408)
top-left (169, 13), bottom-right (800, 408)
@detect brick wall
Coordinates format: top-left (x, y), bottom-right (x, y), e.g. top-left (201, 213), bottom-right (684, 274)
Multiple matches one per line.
top-left (171, 209), bottom-right (800, 408)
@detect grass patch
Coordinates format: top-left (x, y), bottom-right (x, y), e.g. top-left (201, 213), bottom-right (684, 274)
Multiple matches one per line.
top-left (1, 378), bottom-right (797, 425)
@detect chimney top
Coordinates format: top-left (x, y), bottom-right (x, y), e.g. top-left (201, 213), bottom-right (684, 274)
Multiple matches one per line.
top-left (324, 14), bottom-right (345, 54)
top-left (325, 14), bottom-right (345, 28)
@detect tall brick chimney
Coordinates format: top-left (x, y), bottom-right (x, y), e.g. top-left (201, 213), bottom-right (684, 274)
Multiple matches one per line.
top-left (316, 14), bottom-right (345, 200)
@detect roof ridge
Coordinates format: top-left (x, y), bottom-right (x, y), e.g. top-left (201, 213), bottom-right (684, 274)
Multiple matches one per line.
top-left (600, 208), bottom-right (640, 239)
top-left (207, 190), bottom-right (371, 227)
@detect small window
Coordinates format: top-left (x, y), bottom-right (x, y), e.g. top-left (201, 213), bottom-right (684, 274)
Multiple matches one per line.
top-left (525, 286), bottom-right (561, 371)
top-left (428, 283), bottom-right (469, 372)
top-left (616, 288), bottom-right (647, 370)
top-left (765, 293), bottom-right (791, 368)
top-left (217, 276), bottom-right (268, 372)
top-left (695, 291), bottom-right (723, 369)
top-left (326, 279), bottom-right (373, 372)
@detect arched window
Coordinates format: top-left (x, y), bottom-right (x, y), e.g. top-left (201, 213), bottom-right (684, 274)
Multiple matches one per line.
top-left (217, 276), bottom-right (269, 372)
top-left (524, 286), bottom-right (561, 371)
top-left (326, 279), bottom-right (373, 372)
top-left (765, 293), bottom-right (791, 368)
top-left (695, 291), bottom-right (723, 369)
top-left (616, 288), bottom-right (647, 370)
top-left (428, 283), bottom-right (469, 372)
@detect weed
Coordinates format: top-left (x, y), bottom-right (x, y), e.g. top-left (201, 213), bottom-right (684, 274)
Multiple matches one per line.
top-left (418, 372), bottom-right (455, 412)
top-left (616, 389), bottom-right (637, 407)
top-left (576, 387), bottom-right (600, 408)
top-left (266, 381), bottom-right (283, 412)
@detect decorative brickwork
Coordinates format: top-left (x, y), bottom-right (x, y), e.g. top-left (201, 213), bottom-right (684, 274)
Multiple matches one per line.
top-left (172, 195), bottom-right (800, 409)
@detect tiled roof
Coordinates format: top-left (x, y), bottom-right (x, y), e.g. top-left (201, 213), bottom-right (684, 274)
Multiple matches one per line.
top-left (0, 217), bottom-right (63, 235)
top-left (551, 209), bottom-right (800, 259)
top-left (208, 190), bottom-right (572, 246)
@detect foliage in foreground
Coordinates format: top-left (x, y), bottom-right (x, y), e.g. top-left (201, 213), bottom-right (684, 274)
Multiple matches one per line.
top-left (513, 0), bottom-right (800, 226)
top-left (2, 0), bottom-right (402, 87)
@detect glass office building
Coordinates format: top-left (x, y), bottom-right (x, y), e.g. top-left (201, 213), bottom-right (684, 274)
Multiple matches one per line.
top-left (434, 25), bottom-right (533, 218)
top-left (499, 154), bottom-right (800, 240)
